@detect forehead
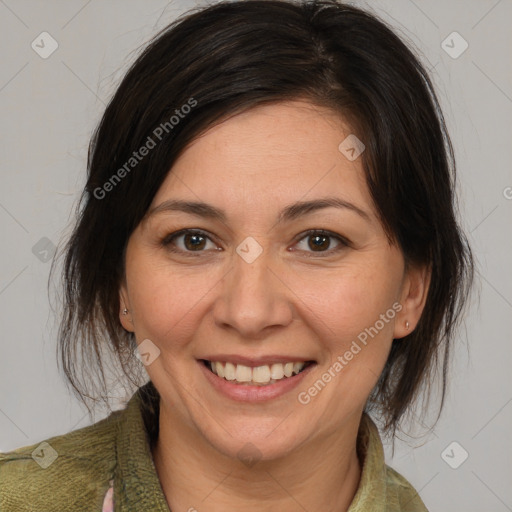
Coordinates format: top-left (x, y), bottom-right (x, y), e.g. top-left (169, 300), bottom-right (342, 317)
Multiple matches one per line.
top-left (150, 100), bottom-right (375, 223)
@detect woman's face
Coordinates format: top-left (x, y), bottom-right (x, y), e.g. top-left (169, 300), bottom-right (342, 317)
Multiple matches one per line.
top-left (120, 100), bottom-right (428, 461)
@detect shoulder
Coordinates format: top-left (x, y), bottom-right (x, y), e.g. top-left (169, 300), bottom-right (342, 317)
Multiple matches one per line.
top-left (0, 407), bottom-right (124, 512)
top-left (384, 464), bottom-right (429, 511)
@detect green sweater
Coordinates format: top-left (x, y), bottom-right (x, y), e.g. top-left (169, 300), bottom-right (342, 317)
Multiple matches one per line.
top-left (0, 381), bottom-right (428, 511)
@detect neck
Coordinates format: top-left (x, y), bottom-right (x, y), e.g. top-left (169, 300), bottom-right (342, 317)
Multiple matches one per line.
top-left (152, 402), bottom-right (363, 512)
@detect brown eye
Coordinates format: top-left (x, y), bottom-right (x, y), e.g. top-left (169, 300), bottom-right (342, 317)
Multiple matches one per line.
top-left (294, 229), bottom-right (348, 256)
top-left (162, 229), bottom-right (219, 255)
top-left (183, 232), bottom-right (207, 251)
top-left (308, 234), bottom-right (330, 251)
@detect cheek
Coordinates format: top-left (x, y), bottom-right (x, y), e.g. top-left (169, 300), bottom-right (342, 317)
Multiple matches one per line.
top-left (296, 265), bottom-right (399, 346)
top-left (295, 268), bottom-right (399, 419)
top-left (127, 260), bottom-right (214, 349)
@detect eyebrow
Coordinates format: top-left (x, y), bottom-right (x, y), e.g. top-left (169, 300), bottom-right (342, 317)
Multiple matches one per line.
top-left (146, 197), bottom-right (371, 224)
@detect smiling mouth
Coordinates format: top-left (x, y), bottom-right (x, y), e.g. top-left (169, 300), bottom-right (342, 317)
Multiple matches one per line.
top-left (201, 359), bottom-right (315, 386)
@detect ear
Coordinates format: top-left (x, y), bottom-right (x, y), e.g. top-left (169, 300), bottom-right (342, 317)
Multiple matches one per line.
top-left (394, 262), bottom-right (431, 339)
top-left (119, 280), bottom-right (134, 332)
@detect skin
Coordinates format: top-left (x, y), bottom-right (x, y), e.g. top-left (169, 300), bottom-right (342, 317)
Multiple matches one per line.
top-left (119, 100), bottom-right (430, 512)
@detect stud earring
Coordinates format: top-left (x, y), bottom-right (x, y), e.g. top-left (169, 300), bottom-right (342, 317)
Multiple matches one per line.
top-left (122, 308), bottom-right (128, 315)
top-left (405, 320), bottom-right (410, 329)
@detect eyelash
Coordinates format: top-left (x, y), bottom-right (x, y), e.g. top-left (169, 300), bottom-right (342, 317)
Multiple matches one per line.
top-left (161, 228), bottom-right (349, 258)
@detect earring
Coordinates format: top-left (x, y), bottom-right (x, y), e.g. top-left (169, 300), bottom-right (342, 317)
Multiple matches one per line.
top-left (405, 320), bottom-right (410, 329)
top-left (122, 308), bottom-right (128, 315)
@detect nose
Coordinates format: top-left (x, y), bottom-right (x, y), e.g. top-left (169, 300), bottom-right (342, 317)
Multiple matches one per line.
top-left (212, 244), bottom-right (294, 339)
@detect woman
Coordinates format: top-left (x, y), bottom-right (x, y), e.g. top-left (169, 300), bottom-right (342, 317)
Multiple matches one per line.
top-left (0, 1), bottom-right (474, 511)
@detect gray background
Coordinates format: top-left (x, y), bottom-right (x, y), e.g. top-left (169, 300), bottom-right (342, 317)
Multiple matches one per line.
top-left (0, 0), bottom-right (511, 510)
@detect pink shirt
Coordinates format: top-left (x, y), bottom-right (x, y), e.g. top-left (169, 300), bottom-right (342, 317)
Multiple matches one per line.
top-left (101, 479), bottom-right (114, 512)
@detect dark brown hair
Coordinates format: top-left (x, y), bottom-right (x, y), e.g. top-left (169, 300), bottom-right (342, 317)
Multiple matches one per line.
top-left (52, 0), bottom-right (475, 435)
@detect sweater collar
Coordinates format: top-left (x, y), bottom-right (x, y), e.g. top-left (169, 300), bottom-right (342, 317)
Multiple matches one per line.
top-left (114, 381), bottom-right (170, 511)
top-left (114, 382), bottom-right (387, 511)
top-left (348, 411), bottom-right (388, 511)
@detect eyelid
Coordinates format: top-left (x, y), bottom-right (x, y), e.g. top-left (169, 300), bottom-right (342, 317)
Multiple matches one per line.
top-left (161, 228), bottom-right (349, 256)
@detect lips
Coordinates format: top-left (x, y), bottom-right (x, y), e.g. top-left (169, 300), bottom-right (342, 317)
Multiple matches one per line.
top-left (198, 357), bottom-right (317, 402)
top-left (201, 359), bottom-right (314, 386)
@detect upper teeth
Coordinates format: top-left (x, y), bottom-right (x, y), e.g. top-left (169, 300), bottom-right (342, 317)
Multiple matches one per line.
top-left (209, 361), bottom-right (307, 384)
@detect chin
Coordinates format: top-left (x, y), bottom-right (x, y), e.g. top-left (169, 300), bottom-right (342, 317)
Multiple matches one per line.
top-left (199, 416), bottom-right (306, 464)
